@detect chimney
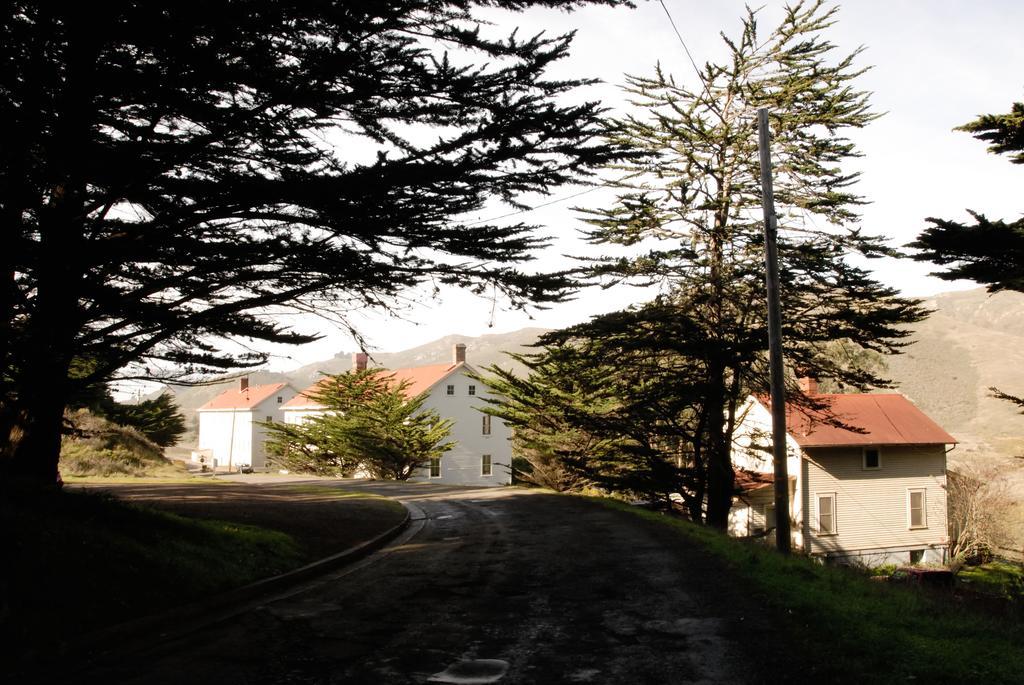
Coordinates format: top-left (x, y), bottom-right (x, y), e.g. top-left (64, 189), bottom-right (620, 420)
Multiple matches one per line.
top-left (239, 376), bottom-right (249, 391)
top-left (352, 351), bottom-right (368, 371)
top-left (453, 343), bottom-right (467, 365)
top-left (797, 376), bottom-right (818, 395)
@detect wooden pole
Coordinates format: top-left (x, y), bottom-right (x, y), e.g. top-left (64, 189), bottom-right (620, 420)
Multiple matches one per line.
top-left (757, 108), bottom-right (791, 554)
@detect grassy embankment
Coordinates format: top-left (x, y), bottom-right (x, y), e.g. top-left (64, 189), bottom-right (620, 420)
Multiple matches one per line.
top-left (4, 482), bottom-right (407, 660)
top-left (2, 484), bottom-right (304, 661)
top-left (599, 499), bottom-right (1023, 684)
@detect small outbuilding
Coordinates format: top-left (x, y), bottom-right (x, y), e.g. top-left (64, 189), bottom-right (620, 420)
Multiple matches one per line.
top-left (196, 378), bottom-right (298, 471)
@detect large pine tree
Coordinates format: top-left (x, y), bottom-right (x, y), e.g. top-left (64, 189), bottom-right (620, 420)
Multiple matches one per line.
top-left (0, 0), bottom-right (632, 483)
top-left (553, 1), bottom-right (924, 528)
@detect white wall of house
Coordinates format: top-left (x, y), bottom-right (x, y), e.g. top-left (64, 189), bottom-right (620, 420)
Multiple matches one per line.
top-left (730, 396), bottom-right (950, 566)
top-left (802, 445), bottom-right (948, 565)
top-left (409, 367), bottom-right (512, 487)
top-left (731, 398), bottom-right (804, 549)
top-left (197, 387), bottom-right (297, 470)
top-left (282, 407), bottom-right (327, 425)
top-left (198, 410), bottom-right (254, 470)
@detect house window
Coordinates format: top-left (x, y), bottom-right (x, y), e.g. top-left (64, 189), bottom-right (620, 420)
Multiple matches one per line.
top-left (429, 457), bottom-right (441, 478)
top-left (908, 488), bottom-right (927, 529)
top-left (481, 454), bottom-right (492, 476)
top-left (763, 504), bottom-right (777, 530)
top-left (277, 396), bottom-right (283, 404)
top-left (266, 415), bottom-right (274, 423)
top-left (468, 384), bottom-right (476, 396)
top-left (817, 493), bottom-right (836, 535)
top-left (863, 447), bottom-right (881, 470)
top-left (446, 384), bottom-right (455, 396)
top-left (482, 414), bottom-right (491, 436)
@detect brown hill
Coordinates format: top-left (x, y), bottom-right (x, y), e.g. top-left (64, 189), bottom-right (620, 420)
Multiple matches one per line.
top-left (888, 288), bottom-right (1024, 462)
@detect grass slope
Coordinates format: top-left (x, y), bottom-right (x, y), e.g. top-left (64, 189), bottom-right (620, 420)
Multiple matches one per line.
top-left (600, 499), bottom-right (1023, 684)
top-left (2, 485), bottom-right (303, 661)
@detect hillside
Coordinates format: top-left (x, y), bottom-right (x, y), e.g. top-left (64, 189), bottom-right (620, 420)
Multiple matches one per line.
top-left (889, 288), bottom-right (1024, 462)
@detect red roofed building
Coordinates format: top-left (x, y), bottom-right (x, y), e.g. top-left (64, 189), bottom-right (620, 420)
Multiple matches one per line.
top-left (195, 378), bottom-right (298, 471)
top-left (730, 380), bottom-right (955, 566)
top-left (283, 344), bottom-right (510, 486)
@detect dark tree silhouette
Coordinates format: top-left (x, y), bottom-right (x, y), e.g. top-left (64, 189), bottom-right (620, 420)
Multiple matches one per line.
top-left (0, 0), bottom-right (632, 483)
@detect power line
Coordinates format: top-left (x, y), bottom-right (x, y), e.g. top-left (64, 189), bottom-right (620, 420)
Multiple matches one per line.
top-left (658, 0), bottom-right (705, 85)
top-left (463, 186), bottom-right (604, 226)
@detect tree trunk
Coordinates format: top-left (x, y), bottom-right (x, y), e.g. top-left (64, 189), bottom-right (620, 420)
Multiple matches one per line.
top-left (704, 359), bottom-right (735, 530)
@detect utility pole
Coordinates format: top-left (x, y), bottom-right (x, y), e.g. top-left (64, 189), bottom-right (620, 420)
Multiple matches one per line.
top-left (757, 107), bottom-right (792, 555)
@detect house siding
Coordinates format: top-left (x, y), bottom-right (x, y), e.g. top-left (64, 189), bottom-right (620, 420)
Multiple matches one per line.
top-left (409, 367), bottom-right (511, 487)
top-left (731, 397), bottom-right (805, 549)
top-left (196, 386), bottom-right (297, 470)
top-left (803, 445), bottom-right (948, 563)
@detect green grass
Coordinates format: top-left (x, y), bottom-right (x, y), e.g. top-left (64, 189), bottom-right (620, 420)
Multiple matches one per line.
top-left (958, 561), bottom-right (1024, 601)
top-left (2, 483), bottom-right (304, 660)
top-left (595, 498), bottom-right (1024, 684)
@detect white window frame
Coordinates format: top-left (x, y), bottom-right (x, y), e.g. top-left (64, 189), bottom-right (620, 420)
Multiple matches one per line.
top-left (862, 446), bottom-right (881, 470)
top-left (429, 457), bottom-right (441, 478)
top-left (446, 384), bottom-right (455, 396)
top-left (266, 415), bottom-right (274, 423)
top-left (907, 488), bottom-right (927, 529)
top-left (468, 384), bottom-right (476, 396)
top-left (276, 396), bottom-right (283, 404)
top-left (481, 454), bottom-right (492, 477)
top-left (482, 414), bottom-right (491, 436)
top-left (816, 492), bottom-right (837, 536)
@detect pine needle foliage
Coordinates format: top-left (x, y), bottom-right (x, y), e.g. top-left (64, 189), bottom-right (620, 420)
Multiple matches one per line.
top-left (0, 0), bottom-right (634, 483)
top-left (541, 1), bottom-right (925, 527)
top-left (264, 370), bottom-right (454, 480)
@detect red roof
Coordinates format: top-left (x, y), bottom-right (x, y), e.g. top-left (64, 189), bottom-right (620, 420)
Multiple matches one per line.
top-left (735, 469), bottom-right (778, 493)
top-left (198, 383), bottom-right (290, 411)
top-left (759, 393), bottom-right (956, 447)
top-left (283, 363), bottom-right (464, 409)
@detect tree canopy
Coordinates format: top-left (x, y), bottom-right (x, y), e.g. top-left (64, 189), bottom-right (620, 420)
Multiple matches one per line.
top-left (911, 102), bottom-right (1024, 293)
top-left (489, 1), bottom-right (925, 527)
top-left (264, 370), bottom-right (454, 480)
top-left (0, 0), bottom-right (632, 482)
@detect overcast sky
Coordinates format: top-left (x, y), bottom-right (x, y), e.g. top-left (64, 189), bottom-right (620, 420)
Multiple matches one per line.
top-left (226, 1), bottom-right (1024, 372)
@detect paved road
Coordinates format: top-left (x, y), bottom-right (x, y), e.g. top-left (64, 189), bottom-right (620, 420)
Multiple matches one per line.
top-left (71, 483), bottom-right (760, 684)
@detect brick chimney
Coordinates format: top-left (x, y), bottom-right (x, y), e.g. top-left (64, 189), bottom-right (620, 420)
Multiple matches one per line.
top-left (352, 351), bottom-right (368, 371)
top-left (453, 343), bottom-right (467, 365)
top-left (797, 376), bottom-right (818, 395)
top-left (239, 376), bottom-right (249, 391)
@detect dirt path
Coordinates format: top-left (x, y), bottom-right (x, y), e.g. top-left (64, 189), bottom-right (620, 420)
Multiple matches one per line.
top-left (70, 484), bottom-right (768, 684)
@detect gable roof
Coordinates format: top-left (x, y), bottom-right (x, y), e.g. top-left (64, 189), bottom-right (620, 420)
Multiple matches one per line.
top-left (198, 383), bottom-right (290, 411)
top-left (757, 393), bottom-right (956, 448)
top-left (283, 363), bottom-right (467, 410)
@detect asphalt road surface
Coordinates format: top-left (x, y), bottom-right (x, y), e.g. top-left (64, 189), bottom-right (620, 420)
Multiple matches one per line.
top-left (69, 483), bottom-right (763, 684)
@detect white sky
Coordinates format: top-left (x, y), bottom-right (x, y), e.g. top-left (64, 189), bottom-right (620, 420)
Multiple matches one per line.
top-left (179, 1), bottom-right (1024, 375)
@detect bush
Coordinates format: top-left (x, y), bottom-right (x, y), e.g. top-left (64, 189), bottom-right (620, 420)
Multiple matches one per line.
top-left (60, 410), bottom-right (184, 477)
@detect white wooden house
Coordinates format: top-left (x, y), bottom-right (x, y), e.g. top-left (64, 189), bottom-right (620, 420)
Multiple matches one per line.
top-left (283, 344), bottom-right (511, 486)
top-left (196, 378), bottom-right (298, 471)
top-left (730, 379), bottom-right (956, 566)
